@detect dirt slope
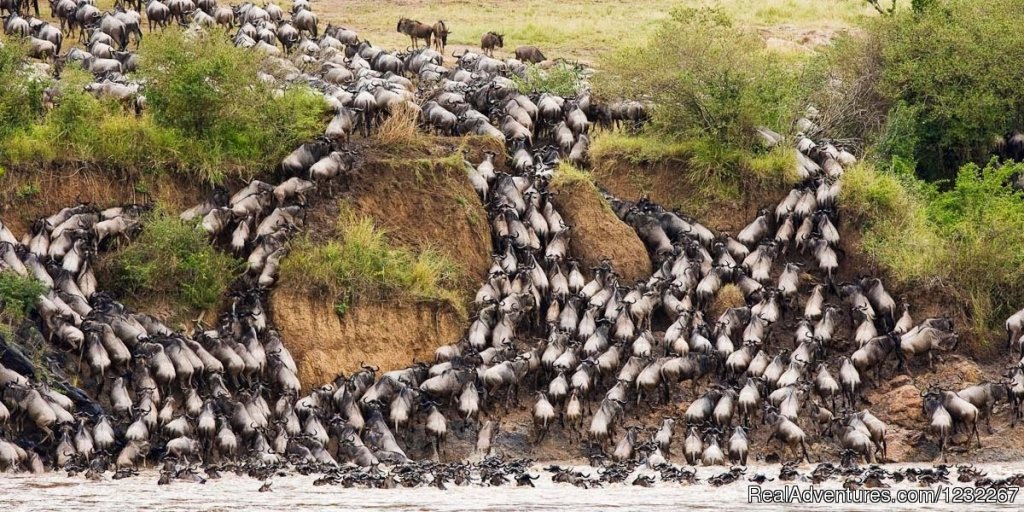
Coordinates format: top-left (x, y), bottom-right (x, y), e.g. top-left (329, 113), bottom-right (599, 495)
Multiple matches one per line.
top-left (550, 176), bottom-right (651, 283)
top-left (0, 166), bottom-right (208, 238)
top-left (270, 292), bottom-right (463, 389)
top-left (271, 138), bottom-right (498, 390)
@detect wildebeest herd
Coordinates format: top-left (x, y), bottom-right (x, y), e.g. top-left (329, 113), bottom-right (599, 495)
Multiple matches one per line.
top-left (1, 0), bottom-right (1023, 491)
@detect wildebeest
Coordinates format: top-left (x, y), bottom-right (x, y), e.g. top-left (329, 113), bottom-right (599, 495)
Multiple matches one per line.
top-left (514, 45), bottom-right (546, 64)
top-left (432, 20), bottom-right (448, 53)
top-left (480, 31), bottom-right (503, 56)
top-left (396, 17), bottom-right (432, 48)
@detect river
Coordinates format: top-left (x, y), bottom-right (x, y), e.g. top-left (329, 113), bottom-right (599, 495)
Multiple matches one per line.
top-left (2, 463), bottom-right (1023, 511)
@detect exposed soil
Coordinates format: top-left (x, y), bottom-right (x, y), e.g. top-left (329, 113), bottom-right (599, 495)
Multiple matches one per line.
top-left (347, 150), bottom-right (497, 285)
top-left (549, 178), bottom-right (651, 283)
top-left (270, 137), bottom-right (500, 390)
top-left (591, 153), bottom-right (786, 234)
top-left (270, 291), bottom-right (464, 390)
top-left (0, 165), bottom-right (209, 238)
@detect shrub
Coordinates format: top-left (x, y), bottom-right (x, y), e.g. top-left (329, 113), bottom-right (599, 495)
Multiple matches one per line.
top-left (594, 8), bottom-right (803, 148)
top-left (278, 205), bottom-right (465, 317)
top-left (926, 161), bottom-right (1024, 333)
top-left (1, 28), bottom-right (327, 184)
top-left (511, 62), bottom-right (587, 96)
top-left (138, 28), bottom-right (328, 182)
top-left (800, 31), bottom-right (887, 151)
top-left (0, 42), bottom-right (45, 140)
top-left (840, 163), bottom-right (944, 285)
top-left (842, 159), bottom-right (1024, 345)
top-left (816, 0), bottom-right (1024, 181)
top-left (0, 271), bottom-right (49, 323)
top-left (105, 208), bottom-right (239, 311)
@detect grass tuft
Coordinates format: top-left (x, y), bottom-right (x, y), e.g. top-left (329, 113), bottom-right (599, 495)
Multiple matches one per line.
top-left (278, 204), bottom-right (466, 318)
top-left (373, 103), bottom-right (430, 152)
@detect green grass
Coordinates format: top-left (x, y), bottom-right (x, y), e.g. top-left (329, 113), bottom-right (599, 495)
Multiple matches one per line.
top-left (317, 0), bottom-right (873, 62)
top-left (278, 205), bottom-right (467, 318)
top-left (591, 131), bottom-right (797, 198)
top-left (102, 208), bottom-right (240, 311)
top-left (550, 162), bottom-right (597, 189)
top-left (15, 182), bottom-right (40, 199)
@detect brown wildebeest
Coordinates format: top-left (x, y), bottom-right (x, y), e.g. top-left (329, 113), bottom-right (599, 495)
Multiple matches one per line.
top-left (515, 45), bottom-right (546, 64)
top-left (480, 31), bottom-right (503, 56)
top-left (432, 19), bottom-right (448, 54)
top-left (397, 17), bottom-right (432, 48)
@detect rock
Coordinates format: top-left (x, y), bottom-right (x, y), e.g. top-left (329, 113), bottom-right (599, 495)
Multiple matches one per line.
top-left (872, 384), bottom-right (924, 429)
top-left (887, 375), bottom-right (912, 389)
top-left (884, 426), bottom-right (924, 463)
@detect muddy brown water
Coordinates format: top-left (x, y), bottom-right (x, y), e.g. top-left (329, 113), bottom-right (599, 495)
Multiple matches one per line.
top-left (3, 463), bottom-right (1023, 511)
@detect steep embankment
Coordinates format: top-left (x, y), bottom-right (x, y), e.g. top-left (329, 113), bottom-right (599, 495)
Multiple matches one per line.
top-left (269, 137), bottom-right (654, 390)
top-left (0, 167), bottom-right (209, 238)
top-left (591, 148), bottom-right (789, 234)
top-left (269, 141), bottom-right (493, 388)
top-left (549, 170), bottom-right (651, 283)
top-left (590, 140), bottom-right (1024, 464)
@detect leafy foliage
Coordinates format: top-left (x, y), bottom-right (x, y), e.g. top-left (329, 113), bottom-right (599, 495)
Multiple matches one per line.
top-left (842, 159), bottom-right (1024, 343)
top-left (0, 271), bottom-right (49, 323)
top-left (0, 41), bottom-right (45, 141)
top-left (874, 0), bottom-right (1024, 179)
top-left (106, 209), bottom-right (239, 311)
top-left (595, 8), bottom-right (803, 147)
top-left (511, 62), bottom-right (587, 96)
top-left (1, 28), bottom-right (327, 184)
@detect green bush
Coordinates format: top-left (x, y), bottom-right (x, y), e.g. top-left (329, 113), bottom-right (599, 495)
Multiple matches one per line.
top-left (278, 206), bottom-right (466, 317)
top-left (816, 0), bottom-right (1024, 181)
top-left (1, 28), bottom-right (327, 184)
top-left (511, 62), bottom-right (587, 96)
top-left (106, 209), bottom-right (239, 311)
top-left (0, 42), bottom-right (45, 140)
top-left (0, 271), bottom-right (49, 323)
top-left (842, 159), bottom-right (1024, 344)
top-left (926, 161), bottom-right (1024, 333)
top-left (595, 8), bottom-right (803, 148)
top-left (139, 29), bottom-right (327, 181)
